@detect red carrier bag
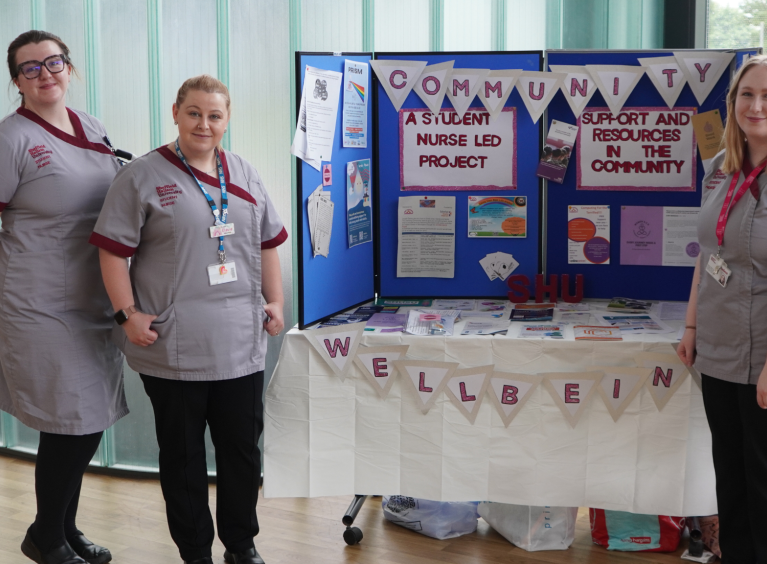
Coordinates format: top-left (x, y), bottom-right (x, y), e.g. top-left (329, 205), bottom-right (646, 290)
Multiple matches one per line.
top-left (589, 509), bottom-right (685, 552)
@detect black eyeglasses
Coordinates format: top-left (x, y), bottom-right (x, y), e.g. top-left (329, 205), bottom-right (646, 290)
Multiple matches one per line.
top-left (16, 54), bottom-right (69, 80)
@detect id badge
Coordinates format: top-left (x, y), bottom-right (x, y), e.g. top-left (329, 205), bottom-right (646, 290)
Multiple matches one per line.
top-left (209, 223), bottom-right (235, 238)
top-left (705, 254), bottom-right (724, 277)
top-left (715, 264), bottom-right (731, 288)
top-left (207, 261), bottom-right (237, 285)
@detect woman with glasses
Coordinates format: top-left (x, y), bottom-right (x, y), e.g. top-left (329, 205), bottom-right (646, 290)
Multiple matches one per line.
top-left (92, 75), bottom-right (286, 564)
top-left (0, 31), bottom-right (126, 564)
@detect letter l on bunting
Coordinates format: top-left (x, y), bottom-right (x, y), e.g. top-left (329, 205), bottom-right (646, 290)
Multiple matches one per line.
top-left (393, 360), bottom-right (458, 414)
top-left (444, 365), bottom-right (493, 424)
top-left (304, 321), bottom-right (367, 381)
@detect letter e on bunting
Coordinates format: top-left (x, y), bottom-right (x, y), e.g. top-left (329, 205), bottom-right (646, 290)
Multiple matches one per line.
top-left (488, 372), bottom-right (541, 427)
top-left (543, 371), bottom-right (604, 428)
top-left (353, 345), bottom-right (410, 399)
top-left (304, 321), bottom-right (366, 381)
top-left (585, 65), bottom-right (645, 116)
top-left (444, 365), bottom-right (493, 424)
top-left (635, 352), bottom-right (690, 411)
top-left (549, 65), bottom-right (598, 119)
top-left (446, 68), bottom-right (490, 120)
top-left (591, 366), bottom-right (651, 422)
top-left (637, 56), bottom-right (687, 110)
top-left (478, 69), bottom-right (521, 120)
top-left (673, 51), bottom-right (734, 106)
top-left (412, 61), bottom-right (455, 116)
top-left (393, 360), bottom-right (457, 414)
top-left (515, 71), bottom-right (565, 124)
top-left (370, 59), bottom-right (427, 112)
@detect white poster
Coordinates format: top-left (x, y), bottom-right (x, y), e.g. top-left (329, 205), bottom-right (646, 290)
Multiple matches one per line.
top-left (663, 207), bottom-right (701, 267)
top-left (567, 204), bottom-right (610, 265)
top-left (369, 59), bottom-right (427, 112)
top-left (577, 107), bottom-right (697, 191)
top-left (397, 195), bottom-right (456, 278)
top-left (400, 108), bottom-right (516, 191)
top-left (342, 59), bottom-right (368, 148)
top-left (291, 65), bottom-right (342, 166)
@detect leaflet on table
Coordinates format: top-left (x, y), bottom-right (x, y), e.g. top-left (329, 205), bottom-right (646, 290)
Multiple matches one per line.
top-left (347, 159), bottom-right (372, 248)
top-left (518, 324), bottom-right (566, 339)
top-left (573, 325), bottom-right (623, 341)
top-left (606, 297), bottom-right (653, 313)
top-left (354, 305), bottom-right (399, 315)
top-left (364, 313), bottom-right (407, 333)
top-left (511, 303), bottom-right (556, 322)
top-left (433, 299), bottom-right (475, 310)
top-left (342, 60), bottom-right (368, 148)
top-left (620, 206), bottom-right (700, 266)
top-left (397, 196), bottom-right (456, 278)
top-left (290, 66), bottom-right (342, 168)
top-left (462, 300), bottom-right (512, 319)
top-left (556, 311), bottom-right (592, 323)
top-left (656, 302), bottom-right (688, 320)
top-left (375, 297), bottom-right (432, 307)
top-left (568, 205), bottom-right (610, 264)
top-left (557, 302), bottom-right (590, 312)
top-left (592, 312), bottom-right (673, 334)
top-left (317, 313), bottom-right (372, 328)
top-left (405, 309), bottom-right (461, 336)
top-left (479, 252), bottom-right (518, 281)
top-left (461, 320), bottom-right (510, 335)
top-left (536, 120), bottom-right (577, 184)
top-left (468, 195), bottom-right (527, 238)
top-left (307, 185), bottom-right (333, 257)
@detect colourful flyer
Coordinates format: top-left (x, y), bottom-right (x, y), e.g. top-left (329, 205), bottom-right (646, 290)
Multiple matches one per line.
top-left (468, 195), bottom-right (527, 238)
top-left (568, 204), bottom-right (610, 264)
top-left (536, 120), bottom-right (578, 184)
top-left (342, 60), bottom-right (368, 148)
top-left (347, 159), bottom-right (372, 248)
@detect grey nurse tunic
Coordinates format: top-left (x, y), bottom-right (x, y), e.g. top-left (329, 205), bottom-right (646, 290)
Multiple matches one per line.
top-left (91, 146), bottom-right (287, 381)
top-left (0, 107), bottom-right (127, 434)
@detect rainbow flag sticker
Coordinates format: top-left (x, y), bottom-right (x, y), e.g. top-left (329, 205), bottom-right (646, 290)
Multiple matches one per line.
top-left (351, 81), bottom-right (365, 102)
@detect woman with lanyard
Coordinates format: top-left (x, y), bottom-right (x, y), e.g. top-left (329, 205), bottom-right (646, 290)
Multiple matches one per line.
top-left (0, 31), bottom-right (127, 564)
top-left (91, 75), bottom-right (287, 564)
top-left (678, 55), bottom-right (767, 562)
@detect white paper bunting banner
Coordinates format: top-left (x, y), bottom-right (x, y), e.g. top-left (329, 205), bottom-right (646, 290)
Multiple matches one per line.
top-left (516, 71), bottom-right (566, 124)
top-left (393, 360), bottom-right (458, 414)
top-left (412, 61), bottom-right (455, 116)
top-left (446, 68), bottom-right (490, 119)
top-left (549, 65), bottom-right (598, 118)
top-left (635, 352), bottom-right (690, 411)
top-left (591, 366), bottom-right (651, 422)
top-left (638, 56), bottom-right (688, 110)
top-left (488, 372), bottom-right (541, 427)
top-left (353, 345), bottom-right (410, 399)
top-left (478, 69), bottom-right (521, 120)
top-left (445, 365), bottom-right (493, 424)
top-left (304, 321), bottom-right (366, 380)
top-left (370, 59), bottom-right (427, 112)
top-left (543, 371), bottom-right (604, 428)
top-left (673, 51), bottom-right (734, 106)
top-left (586, 65), bottom-right (645, 116)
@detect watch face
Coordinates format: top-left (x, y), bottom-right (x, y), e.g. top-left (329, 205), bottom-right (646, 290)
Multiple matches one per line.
top-left (114, 310), bottom-right (129, 325)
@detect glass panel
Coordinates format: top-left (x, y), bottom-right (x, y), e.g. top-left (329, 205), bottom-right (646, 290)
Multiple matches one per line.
top-left (507, 0), bottom-right (547, 51)
top-left (708, 0), bottom-right (763, 49)
top-left (375, 0), bottom-right (431, 52)
top-left (43, 0), bottom-right (88, 113)
top-left (12, 418), bottom-right (40, 453)
top-left (444, 0), bottom-right (493, 51)
top-left (301, 0), bottom-right (363, 52)
top-left (0, 0), bottom-right (31, 118)
top-left (109, 364), bottom-right (159, 469)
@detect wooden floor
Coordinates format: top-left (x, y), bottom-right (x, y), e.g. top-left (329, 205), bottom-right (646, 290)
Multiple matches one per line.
top-left (0, 454), bottom-right (690, 564)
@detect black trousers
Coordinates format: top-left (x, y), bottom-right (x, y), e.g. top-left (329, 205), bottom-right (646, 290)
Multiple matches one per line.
top-left (701, 374), bottom-right (767, 564)
top-left (141, 372), bottom-right (264, 562)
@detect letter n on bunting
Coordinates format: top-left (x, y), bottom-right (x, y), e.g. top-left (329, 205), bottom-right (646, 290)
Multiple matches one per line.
top-left (635, 352), bottom-right (690, 411)
top-left (304, 321), bottom-right (367, 381)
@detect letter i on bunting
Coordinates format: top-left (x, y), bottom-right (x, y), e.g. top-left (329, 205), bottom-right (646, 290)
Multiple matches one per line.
top-left (634, 352), bottom-right (690, 411)
top-left (478, 69), bottom-right (521, 120)
top-left (412, 61), bottom-right (455, 116)
top-left (591, 366), bottom-right (651, 422)
top-left (542, 371), bottom-right (604, 428)
top-left (393, 360), bottom-right (458, 414)
top-left (353, 345), bottom-right (410, 399)
top-left (585, 65), bottom-right (645, 116)
top-left (488, 372), bottom-right (541, 427)
top-left (444, 365), bottom-right (493, 424)
top-left (369, 59), bottom-right (427, 111)
top-left (304, 321), bottom-right (366, 381)
top-left (445, 68), bottom-right (490, 120)
top-left (515, 71), bottom-right (566, 124)
top-left (637, 56), bottom-right (687, 110)
top-left (673, 51), bottom-right (734, 106)
top-left (548, 65), bottom-right (598, 119)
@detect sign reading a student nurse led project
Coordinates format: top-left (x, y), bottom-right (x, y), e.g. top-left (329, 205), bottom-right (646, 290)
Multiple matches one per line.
top-left (577, 107), bottom-right (697, 192)
top-left (400, 107), bottom-right (517, 191)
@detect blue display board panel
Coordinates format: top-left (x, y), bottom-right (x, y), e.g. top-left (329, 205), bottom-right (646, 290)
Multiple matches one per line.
top-left (545, 49), bottom-right (758, 301)
top-left (375, 51), bottom-right (543, 298)
top-left (296, 53), bottom-right (375, 328)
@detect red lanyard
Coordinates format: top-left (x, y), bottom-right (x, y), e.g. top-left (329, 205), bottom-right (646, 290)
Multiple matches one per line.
top-left (716, 163), bottom-right (767, 248)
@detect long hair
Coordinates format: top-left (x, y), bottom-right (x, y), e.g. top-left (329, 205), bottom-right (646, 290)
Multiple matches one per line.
top-left (722, 55), bottom-right (767, 174)
top-left (7, 30), bottom-right (77, 105)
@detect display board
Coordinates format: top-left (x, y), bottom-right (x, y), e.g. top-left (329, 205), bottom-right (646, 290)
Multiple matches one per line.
top-left (375, 51), bottom-right (543, 298)
top-left (545, 49), bottom-right (759, 300)
top-left (296, 53), bottom-right (375, 328)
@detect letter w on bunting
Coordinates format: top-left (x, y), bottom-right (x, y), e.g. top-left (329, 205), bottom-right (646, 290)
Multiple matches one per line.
top-left (634, 352), bottom-right (690, 411)
top-left (542, 371), bottom-right (604, 428)
top-left (591, 366), bottom-right (651, 422)
top-left (444, 365), bottom-right (493, 424)
top-left (393, 360), bottom-right (458, 414)
top-left (304, 321), bottom-right (367, 381)
top-left (488, 372), bottom-right (542, 427)
top-left (353, 345), bottom-right (410, 399)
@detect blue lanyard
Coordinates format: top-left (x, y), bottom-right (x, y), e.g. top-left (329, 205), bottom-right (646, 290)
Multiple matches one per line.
top-left (174, 139), bottom-right (229, 263)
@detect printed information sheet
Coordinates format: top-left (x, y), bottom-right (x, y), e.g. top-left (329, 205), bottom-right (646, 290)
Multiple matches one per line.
top-left (346, 159), bottom-right (372, 247)
top-left (342, 59), bottom-right (368, 148)
top-left (567, 205), bottom-right (610, 264)
top-left (397, 196), bottom-right (456, 278)
top-left (468, 195), bottom-right (527, 238)
top-left (291, 65), bottom-right (342, 168)
top-left (620, 206), bottom-right (700, 266)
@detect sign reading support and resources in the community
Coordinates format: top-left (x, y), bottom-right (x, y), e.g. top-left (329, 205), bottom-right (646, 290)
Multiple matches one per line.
top-left (400, 107), bottom-right (516, 191)
top-left (576, 107), bottom-right (697, 192)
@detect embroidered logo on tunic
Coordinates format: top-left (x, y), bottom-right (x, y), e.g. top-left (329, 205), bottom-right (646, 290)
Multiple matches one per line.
top-left (704, 169), bottom-right (727, 190)
top-left (28, 144), bottom-right (52, 169)
top-left (156, 184), bottom-right (182, 207)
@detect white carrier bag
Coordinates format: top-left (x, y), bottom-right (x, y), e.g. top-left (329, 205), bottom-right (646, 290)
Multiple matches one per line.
top-left (478, 503), bottom-right (578, 551)
top-left (382, 496), bottom-right (479, 540)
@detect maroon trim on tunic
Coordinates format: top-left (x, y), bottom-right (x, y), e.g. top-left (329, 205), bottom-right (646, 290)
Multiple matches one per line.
top-left (16, 107), bottom-right (113, 156)
top-left (88, 231), bottom-right (137, 258)
top-left (156, 145), bottom-right (258, 206)
top-left (261, 227), bottom-right (288, 249)
top-left (0, 202), bottom-right (7, 212)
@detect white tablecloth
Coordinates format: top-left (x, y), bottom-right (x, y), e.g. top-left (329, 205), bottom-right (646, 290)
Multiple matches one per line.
top-left (264, 325), bottom-right (715, 516)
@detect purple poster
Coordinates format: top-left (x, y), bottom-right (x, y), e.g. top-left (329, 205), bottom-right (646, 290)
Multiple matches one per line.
top-left (620, 206), bottom-right (663, 265)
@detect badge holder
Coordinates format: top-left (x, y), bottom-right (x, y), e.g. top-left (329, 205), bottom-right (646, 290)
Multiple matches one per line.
top-left (705, 251), bottom-right (730, 288)
top-left (208, 249), bottom-right (238, 286)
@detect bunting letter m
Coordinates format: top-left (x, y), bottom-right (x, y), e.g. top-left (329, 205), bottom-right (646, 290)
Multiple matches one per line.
top-left (323, 337), bottom-right (351, 358)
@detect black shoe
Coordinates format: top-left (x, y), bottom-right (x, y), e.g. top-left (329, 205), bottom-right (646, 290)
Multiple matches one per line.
top-left (223, 548), bottom-right (265, 564)
top-left (66, 535), bottom-right (112, 564)
top-left (20, 532), bottom-right (87, 564)
top-left (183, 558), bottom-right (213, 564)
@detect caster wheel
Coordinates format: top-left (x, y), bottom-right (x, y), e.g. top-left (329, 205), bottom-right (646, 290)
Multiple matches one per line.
top-left (343, 526), bottom-right (363, 545)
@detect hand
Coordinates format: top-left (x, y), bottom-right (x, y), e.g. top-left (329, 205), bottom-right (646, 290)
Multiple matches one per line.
top-left (677, 328), bottom-right (696, 367)
top-left (123, 311), bottom-right (158, 347)
top-left (758, 369), bottom-right (767, 409)
top-left (263, 302), bottom-right (284, 337)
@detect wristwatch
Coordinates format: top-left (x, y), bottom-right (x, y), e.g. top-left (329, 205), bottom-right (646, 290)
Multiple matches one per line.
top-left (114, 305), bottom-right (138, 325)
